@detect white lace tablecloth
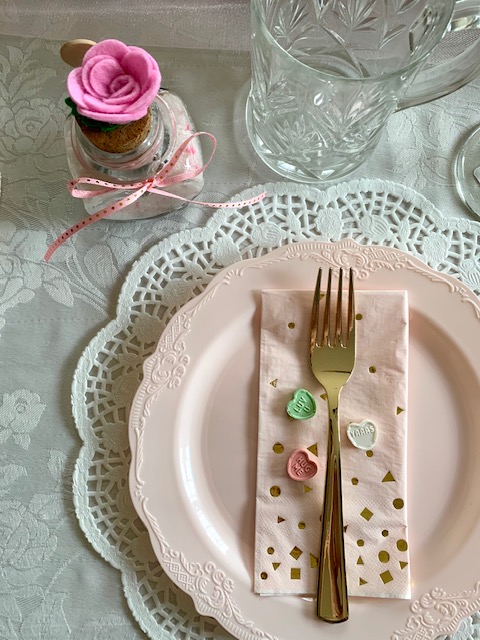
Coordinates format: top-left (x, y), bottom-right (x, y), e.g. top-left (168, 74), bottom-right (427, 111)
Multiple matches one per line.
top-left (0, 33), bottom-right (479, 640)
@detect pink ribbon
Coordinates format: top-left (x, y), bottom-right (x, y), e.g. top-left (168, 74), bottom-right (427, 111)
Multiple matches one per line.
top-left (44, 132), bottom-right (267, 261)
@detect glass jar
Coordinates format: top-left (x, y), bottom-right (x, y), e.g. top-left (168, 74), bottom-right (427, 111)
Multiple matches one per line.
top-left (64, 89), bottom-right (204, 220)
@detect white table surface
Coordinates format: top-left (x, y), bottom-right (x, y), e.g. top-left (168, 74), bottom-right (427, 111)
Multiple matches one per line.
top-left (0, 27), bottom-right (479, 640)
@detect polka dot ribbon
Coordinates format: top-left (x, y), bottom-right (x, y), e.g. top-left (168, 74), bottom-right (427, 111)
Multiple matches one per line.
top-left (44, 131), bottom-right (267, 261)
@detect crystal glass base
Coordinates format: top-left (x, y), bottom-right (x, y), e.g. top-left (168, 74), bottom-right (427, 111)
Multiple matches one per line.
top-left (245, 92), bottom-right (379, 185)
top-left (454, 124), bottom-right (480, 220)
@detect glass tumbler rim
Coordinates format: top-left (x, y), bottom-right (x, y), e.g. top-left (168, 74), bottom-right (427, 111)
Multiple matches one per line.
top-left (251, 0), bottom-right (456, 84)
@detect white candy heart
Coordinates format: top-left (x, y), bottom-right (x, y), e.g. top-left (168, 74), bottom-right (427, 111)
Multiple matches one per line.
top-left (346, 420), bottom-right (378, 450)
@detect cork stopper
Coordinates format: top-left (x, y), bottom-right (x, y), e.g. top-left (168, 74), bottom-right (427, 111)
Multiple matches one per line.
top-left (79, 108), bottom-right (152, 153)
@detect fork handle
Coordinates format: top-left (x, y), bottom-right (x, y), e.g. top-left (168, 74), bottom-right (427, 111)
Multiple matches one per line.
top-left (316, 391), bottom-right (349, 622)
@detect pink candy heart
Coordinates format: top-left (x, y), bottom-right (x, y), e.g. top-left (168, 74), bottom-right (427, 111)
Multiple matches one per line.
top-left (286, 449), bottom-right (318, 481)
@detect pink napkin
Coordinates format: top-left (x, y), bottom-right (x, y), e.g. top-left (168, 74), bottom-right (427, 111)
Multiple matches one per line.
top-left (254, 290), bottom-right (411, 599)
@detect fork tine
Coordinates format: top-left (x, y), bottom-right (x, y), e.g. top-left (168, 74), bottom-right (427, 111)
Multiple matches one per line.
top-left (346, 268), bottom-right (355, 346)
top-left (335, 268), bottom-right (343, 347)
top-left (322, 268), bottom-right (332, 347)
top-left (310, 268), bottom-right (322, 352)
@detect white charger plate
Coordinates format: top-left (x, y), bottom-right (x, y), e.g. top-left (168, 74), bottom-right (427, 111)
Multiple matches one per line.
top-left (129, 240), bottom-right (480, 640)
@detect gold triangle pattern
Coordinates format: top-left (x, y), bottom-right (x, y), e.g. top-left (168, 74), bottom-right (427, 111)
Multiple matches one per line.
top-left (320, 393), bottom-right (327, 401)
top-left (357, 556), bottom-right (364, 565)
top-left (272, 562), bottom-right (280, 570)
top-left (277, 516), bottom-right (285, 523)
top-left (396, 407), bottom-right (404, 414)
top-left (303, 485), bottom-right (312, 493)
top-left (270, 379), bottom-right (278, 388)
top-left (399, 561), bottom-right (408, 570)
top-left (307, 443), bottom-right (318, 456)
top-left (359, 578), bottom-right (368, 586)
top-left (382, 471), bottom-right (395, 483)
top-left (310, 554), bottom-right (318, 568)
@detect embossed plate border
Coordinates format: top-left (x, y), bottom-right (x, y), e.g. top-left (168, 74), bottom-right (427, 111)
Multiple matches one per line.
top-left (128, 240), bottom-right (480, 640)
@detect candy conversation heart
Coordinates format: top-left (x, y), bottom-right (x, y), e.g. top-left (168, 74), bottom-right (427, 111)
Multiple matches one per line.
top-left (287, 449), bottom-right (318, 481)
top-left (286, 389), bottom-right (316, 420)
top-left (346, 420), bottom-right (378, 450)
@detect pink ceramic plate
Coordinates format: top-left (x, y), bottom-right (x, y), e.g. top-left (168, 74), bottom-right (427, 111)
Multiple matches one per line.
top-left (129, 240), bottom-right (480, 640)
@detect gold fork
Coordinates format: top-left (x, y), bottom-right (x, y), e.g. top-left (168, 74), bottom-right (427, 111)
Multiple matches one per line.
top-left (310, 267), bottom-right (356, 623)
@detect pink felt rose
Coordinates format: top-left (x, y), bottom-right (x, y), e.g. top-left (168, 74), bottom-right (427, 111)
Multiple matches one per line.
top-left (67, 39), bottom-right (161, 124)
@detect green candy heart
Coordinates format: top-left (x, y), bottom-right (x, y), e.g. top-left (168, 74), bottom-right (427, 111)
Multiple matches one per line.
top-left (286, 388), bottom-right (316, 420)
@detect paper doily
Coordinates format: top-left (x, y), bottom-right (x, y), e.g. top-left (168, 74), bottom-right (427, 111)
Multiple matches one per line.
top-left (72, 179), bottom-right (480, 640)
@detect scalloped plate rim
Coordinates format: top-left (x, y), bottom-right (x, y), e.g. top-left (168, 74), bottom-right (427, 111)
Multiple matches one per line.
top-left (128, 239), bottom-right (480, 640)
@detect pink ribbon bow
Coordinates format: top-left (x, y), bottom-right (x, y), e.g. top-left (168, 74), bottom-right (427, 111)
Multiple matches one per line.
top-left (44, 132), bottom-right (266, 261)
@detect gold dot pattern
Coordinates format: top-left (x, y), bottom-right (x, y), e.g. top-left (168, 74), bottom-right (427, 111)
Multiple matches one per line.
top-left (378, 551), bottom-right (390, 563)
top-left (255, 292), bottom-right (410, 597)
top-left (270, 391), bottom-right (406, 589)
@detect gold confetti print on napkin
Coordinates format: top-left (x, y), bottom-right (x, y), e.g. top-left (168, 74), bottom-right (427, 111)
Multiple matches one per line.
top-left (254, 290), bottom-right (411, 599)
